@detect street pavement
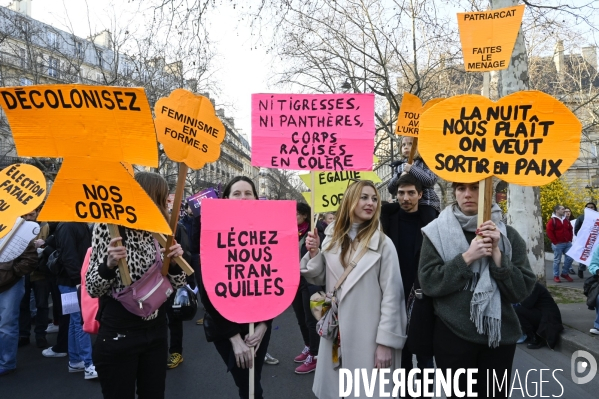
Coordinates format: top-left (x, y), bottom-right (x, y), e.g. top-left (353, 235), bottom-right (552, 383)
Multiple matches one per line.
top-left (5, 304), bottom-right (599, 398)
top-left (4, 255), bottom-right (597, 398)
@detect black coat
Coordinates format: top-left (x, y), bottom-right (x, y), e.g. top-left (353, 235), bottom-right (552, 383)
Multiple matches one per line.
top-left (381, 202), bottom-right (437, 356)
top-left (55, 222), bottom-right (92, 287)
top-left (521, 282), bottom-right (563, 349)
top-left (380, 202), bottom-right (436, 290)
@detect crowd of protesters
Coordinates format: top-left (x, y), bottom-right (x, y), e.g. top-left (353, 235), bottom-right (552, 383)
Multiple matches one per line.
top-left (1, 137), bottom-right (598, 399)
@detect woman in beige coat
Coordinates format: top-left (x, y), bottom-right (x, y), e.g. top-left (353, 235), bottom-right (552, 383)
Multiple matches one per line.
top-left (302, 180), bottom-right (407, 399)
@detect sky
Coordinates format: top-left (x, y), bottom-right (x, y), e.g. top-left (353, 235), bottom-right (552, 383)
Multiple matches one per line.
top-left (5, 0), bottom-right (273, 141)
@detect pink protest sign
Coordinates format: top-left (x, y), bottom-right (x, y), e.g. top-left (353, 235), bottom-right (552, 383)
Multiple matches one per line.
top-left (251, 93), bottom-right (375, 171)
top-left (200, 199), bottom-right (299, 323)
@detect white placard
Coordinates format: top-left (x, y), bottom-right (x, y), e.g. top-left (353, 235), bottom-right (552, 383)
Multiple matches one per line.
top-left (0, 218), bottom-right (40, 262)
top-left (61, 292), bottom-right (81, 315)
top-left (566, 208), bottom-right (599, 264)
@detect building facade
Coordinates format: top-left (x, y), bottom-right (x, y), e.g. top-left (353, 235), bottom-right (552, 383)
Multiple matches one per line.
top-left (0, 0), bottom-right (259, 196)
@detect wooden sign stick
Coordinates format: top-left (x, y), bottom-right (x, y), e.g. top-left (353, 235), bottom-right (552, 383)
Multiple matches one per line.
top-left (477, 72), bottom-right (494, 233)
top-left (162, 163), bottom-right (189, 275)
top-left (249, 322), bottom-right (255, 399)
top-left (477, 176), bottom-right (494, 228)
top-left (107, 224), bottom-right (132, 286)
top-left (408, 137), bottom-right (418, 164)
top-left (309, 173), bottom-right (317, 253)
top-left (151, 233), bottom-right (194, 275)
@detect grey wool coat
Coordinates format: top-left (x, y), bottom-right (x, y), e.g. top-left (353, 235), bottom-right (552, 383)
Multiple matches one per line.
top-left (301, 224), bottom-right (407, 399)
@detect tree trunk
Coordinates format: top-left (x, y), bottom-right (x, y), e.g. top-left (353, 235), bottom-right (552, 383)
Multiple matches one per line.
top-left (492, 0), bottom-right (545, 282)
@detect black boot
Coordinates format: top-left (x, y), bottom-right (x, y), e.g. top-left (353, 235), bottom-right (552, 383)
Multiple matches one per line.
top-left (526, 334), bottom-right (546, 349)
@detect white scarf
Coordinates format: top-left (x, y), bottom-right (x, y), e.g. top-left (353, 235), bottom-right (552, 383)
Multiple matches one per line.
top-left (422, 204), bottom-right (512, 347)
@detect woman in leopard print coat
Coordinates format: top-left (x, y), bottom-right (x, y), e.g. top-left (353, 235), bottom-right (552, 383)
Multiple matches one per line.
top-left (86, 172), bottom-right (187, 399)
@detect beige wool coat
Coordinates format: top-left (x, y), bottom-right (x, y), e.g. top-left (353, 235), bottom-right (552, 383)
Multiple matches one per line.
top-left (301, 225), bottom-right (407, 399)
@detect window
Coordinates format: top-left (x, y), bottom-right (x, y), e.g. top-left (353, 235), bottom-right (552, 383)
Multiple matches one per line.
top-left (19, 77), bottom-right (32, 86)
top-left (96, 50), bottom-right (103, 68)
top-left (74, 40), bottom-right (83, 57)
top-left (96, 73), bottom-right (103, 83)
top-left (47, 31), bottom-right (58, 49)
top-left (48, 57), bottom-right (59, 78)
top-left (122, 61), bottom-right (132, 76)
top-left (19, 48), bottom-right (29, 68)
top-left (17, 18), bottom-right (29, 37)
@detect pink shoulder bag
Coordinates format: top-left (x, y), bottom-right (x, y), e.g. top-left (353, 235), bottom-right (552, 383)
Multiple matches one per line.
top-left (111, 240), bottom-right (174, 318)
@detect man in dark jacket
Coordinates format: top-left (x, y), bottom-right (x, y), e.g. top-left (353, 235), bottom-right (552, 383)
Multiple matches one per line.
top-left (53, 222), bottom-right (97, 379)
top-left (0, 241), bottom-right (38, 376)
top-left (380, 173), bottom-right (436, 398)
top-left (546, 204), bottom-right (574, 283)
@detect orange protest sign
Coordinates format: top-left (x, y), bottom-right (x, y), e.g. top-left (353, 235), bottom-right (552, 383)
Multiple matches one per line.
top-left (395, 93), bottom-right (443, 137)
top-left (419, 91), bottom-right (582, 186)
top-left (155, 89), bottom-right (226, 170)
top-left (457, 5), bottom-right (525, 72)
top-left (0, 85), bottom-right (158, 166)
top-left (0, 164), bottom-right (46, 239)
top-left (38, 159), bottom-right (171, 234)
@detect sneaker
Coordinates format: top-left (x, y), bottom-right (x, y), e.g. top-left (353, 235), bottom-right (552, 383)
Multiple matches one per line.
top-left (294, 346), bottom-right (311, 363)
top-left (590, 328), bottom-right (599, 335)
top-left (295, 354), bottom-right (317, 374)
top-left (560, 273), bottom-right (574, 282)
top-left (167, 353), bottom-right (183, 369)
top-left (84, 365), bottom-right (98, 380)
top-left (18, 337), bottom-right (30, 347)
top-left (553, 276), bottom-right (561, 283)
top-left (36, 337), bottom-right (48, 348)
top-left (568, 269), bottom-right (576, 275)
top-left (516, 334), bottom-right (527, 344)
top-left (42, 347), bottom-right (67, 358)
top-left (264, 353), bottom-right (279, 365)
top-left (46, 324), bottom-right (59, 334)
top-left (578, 269), bottom-right (584, 279)
top-left (69, 361), bottom-right (85, 373)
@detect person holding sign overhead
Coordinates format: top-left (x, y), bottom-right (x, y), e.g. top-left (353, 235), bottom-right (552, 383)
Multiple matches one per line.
top-left (200, 176), bottom-right (273, 399)
top-left (388, 137), bottom-right (440, 218)
top-left (302, 180), bottom-right (406, 399)
top-left (418, 182), bottom-right (535, 398)
top-left (86, 172), bottom-right (188, 399)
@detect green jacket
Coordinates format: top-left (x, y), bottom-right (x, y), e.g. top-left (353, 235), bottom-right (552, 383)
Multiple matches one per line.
top-left (418, 225), bottom-right (536, 346)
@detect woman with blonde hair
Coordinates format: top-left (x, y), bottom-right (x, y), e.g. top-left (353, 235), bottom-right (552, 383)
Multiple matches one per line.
top-left (303, 180), bottom-right (406, 399)
top-left (86, 172), bottom-right (188, 399)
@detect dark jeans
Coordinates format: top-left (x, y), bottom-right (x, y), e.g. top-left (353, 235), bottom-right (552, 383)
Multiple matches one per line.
top-left (189, 254), bottom-right (204, 303)
top-left (514, 306), bottom-right (542, 338)
top-left (400, 347), bottom-right (435, 398)
top-left (166, 294), bottom-right (183, 354)
top-left (49, 276), bottom-right (61, 323)
top-left (93, 324), bottom-right (168, 399)
top-left (213, 326), bottom-right (271, 399)
top-left (291, 276), bottom-right (320, 355)
top-left (19, 276), bottom-right (51, 339)
top-left (433, 317), bottom-right (516, 398)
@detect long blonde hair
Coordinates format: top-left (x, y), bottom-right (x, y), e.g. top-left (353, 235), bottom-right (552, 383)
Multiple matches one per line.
top-left (326, 180), bottom-right (381, 268)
